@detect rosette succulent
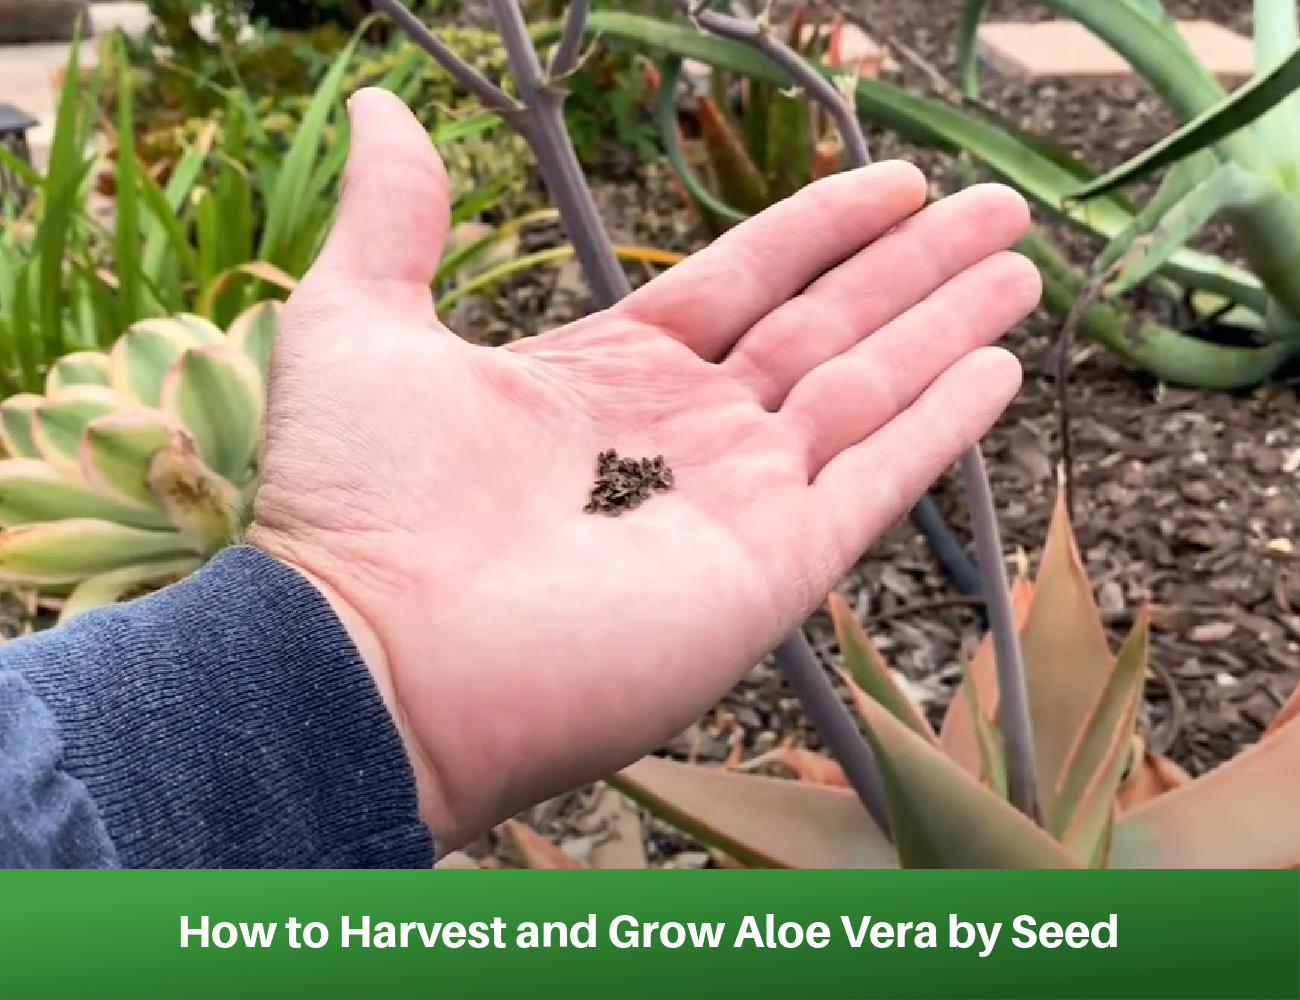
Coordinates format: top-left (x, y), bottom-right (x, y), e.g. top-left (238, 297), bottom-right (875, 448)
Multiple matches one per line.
top-left (0, 302), bottom-right (279, 622)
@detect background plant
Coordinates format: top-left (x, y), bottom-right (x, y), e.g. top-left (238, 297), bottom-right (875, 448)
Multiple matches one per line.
top-left (588, 8), bottom-right (1296, 391)
top-left (0, 29), bottom-right (548, 398)
top-left (0, 302), bottom-right (279, 622)
top-left (649, 5), bottom-right (852, 237)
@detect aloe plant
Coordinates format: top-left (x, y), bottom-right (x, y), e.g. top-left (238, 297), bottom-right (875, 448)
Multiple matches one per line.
top-left (496, 491), bottom-right (1300, 869)
top-left (565, 10), bottom-right (1297, 390)
top-left (0, 303), bottom-right (279, 622)
top-left (647, 6), bottom-right (852, 236)
top-left (953, 0), bottom-right (1300, 383)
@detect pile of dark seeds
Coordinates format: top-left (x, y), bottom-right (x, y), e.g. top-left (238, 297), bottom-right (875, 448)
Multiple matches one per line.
top-left (584, 449), bottom-right (675, 516)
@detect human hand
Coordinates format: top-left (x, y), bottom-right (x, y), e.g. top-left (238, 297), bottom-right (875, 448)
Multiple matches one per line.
top-left (248, 89), bottom-right (1039, 852)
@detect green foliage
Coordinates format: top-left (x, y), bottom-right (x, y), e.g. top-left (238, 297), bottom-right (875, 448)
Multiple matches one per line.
top-left (0, 30), bottom-right (532, 398)
top-left (576, 7), bottom-right (1300, 390)
top-left (648, 6), bottom-right (849, 236)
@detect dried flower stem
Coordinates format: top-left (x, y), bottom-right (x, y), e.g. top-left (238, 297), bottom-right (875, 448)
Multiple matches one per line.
top-left (377, 0), bottom-right (899, 835)
top-left (548, 0), bottom-right (590, 79)
top-left (682, 0), bottom-right (1041, 824)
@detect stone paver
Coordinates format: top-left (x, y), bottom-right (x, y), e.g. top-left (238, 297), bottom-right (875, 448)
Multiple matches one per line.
top-left (978, 19), bottom-right (1254, 80)
top-left (0, 1), bottom-right (148, 169)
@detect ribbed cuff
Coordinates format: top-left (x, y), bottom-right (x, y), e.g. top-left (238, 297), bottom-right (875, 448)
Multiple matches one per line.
top-left (12, 546), bottom-right (434, 868)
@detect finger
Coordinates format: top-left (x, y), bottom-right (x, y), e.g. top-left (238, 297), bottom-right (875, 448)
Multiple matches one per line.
top-left (723, 184), bottom-right (1030, 409)
top-left (810, 346), bottom-right (1022, 563)
top-left (784, 250), bottom-right (1040, 473)
top-left (616, 161), bottom-right (928, 361)
top-left (307, 87), bottom-right (451, 289)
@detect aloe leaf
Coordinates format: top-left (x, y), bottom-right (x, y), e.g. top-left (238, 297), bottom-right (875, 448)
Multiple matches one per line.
top-left (611, 755), bottom-right (897, 869)
top-left (1020, 226), bottom-right (1295, 388)
top-left (1017, 492), bottom-right (1117, 829)
top-left (576, 13), bottom-right (1263, 313)
top-left (138, 134), bottom-right (208, 289)
top-left (0, 395), bottom-right (44, 460)
top-left (1093, 151), bottom-right (1220, 277)
top-left (1112, 710), bottom-right (1300, 867)
top-left (1053, 608), bottom-right (1151, 861)
top-left (159, 345), bottom-right (264, 485)
top-left (109, 315), bottom-right (222, 407)
top-left (955, 0), bottom-right (993, 100)
top-left (224, 301), bottom-right (281, 381)
top-left (698, 95), bottom-right (770, 216)
top-left (655, 58), bottom-right (749, 225)
top-left (430, 111), bottom-right (504, 146)
top-left (0, 518), bottom-right (195, 586)
top-left (764, 84), bottom-right (812, 201)
top-left (0, 459), bottom-right (166, 529)
top-left (828, 593), bottom-right (937, 743)
top-left (1106, 163), bottom-right (1267, 296)
top-left (58, 556), bottom-right (201, 623)
top-left (851, 685), bottom-right (1079, 868)
top-left (45, 351), bottom-right (111, 395)
top-left (32, 386), bottom-right (121, 479)
top-left (39, 25), bottom-right (90, 365)
top-left (1252, 0), bottom-right (1300, 180)
top-left (145, 432), bottom-right (243, 554)
top-left (940, 577), bottom-right (1036, 775)
top-left (1076, 41), bottom-right (1300, 201)
top-left (79, 410), bottom-right (181, 509)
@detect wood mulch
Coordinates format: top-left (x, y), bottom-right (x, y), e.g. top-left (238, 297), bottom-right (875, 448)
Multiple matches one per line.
top-left (453, 0), bottom-right (1298, 867)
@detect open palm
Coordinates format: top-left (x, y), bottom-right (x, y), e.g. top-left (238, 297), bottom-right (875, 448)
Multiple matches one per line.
top-left (249, 90), bottom-right (1040, 851)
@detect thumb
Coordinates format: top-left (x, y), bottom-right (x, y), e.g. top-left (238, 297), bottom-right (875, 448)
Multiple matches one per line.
top-left (310, 87), bottom-right (451, 286)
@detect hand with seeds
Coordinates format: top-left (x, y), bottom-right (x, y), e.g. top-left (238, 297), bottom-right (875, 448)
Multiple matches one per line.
top-left (249, 90), bottom-right (1040, 853)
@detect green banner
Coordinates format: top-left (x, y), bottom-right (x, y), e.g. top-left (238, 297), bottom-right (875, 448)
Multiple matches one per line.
top-left (0, 871), bottom-right (1295, 1000)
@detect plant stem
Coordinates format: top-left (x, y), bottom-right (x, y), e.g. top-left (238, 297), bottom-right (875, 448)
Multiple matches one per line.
top-left (380, 0), bottom-right (897, 836)
top-left (960, 448), bottom-right (1041, 824)
top-left (369, 0), bottom-right (520, 117)
top-left (489, 0), bottom-right (629, 306)
top-left (685, 0), bottom-right (1041, 823)
top-left (547, 0), bottom-right (590, 78)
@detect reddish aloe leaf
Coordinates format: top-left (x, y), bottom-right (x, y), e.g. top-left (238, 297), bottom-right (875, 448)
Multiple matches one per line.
top-left (610, 756), bottom-right (896, 869)
top-left (852, 690), bottom-right (1079, 868)
top-left (1116, 744), bottom-right (1191, 814)
top-left (745, 746), bottom-right (849, 787)
top-left (1055, 603), bottom-right (1149, 847)
top-left (826, 15), bottom-right (845, 67)
top-left (959, 658), bottom-right (1008, 794)
top-left (1020, 491), bottom-right (1115, 828)
top-left (787, 3), bottom-right (807, 52)
top-left (811, 136), bottom-right (845, 181)
top-left (829, 592), bottom-right (937, 745)
top-left (1111, 720), bottom-right (1300, 867)
top-left (1054, 606), bottom-right (1151, 857)
top-left (698, 96), bottom-right (770, 215)
top-left (500, 819), bottom-right (587, 869)
top-left (940, 576), bottom-right (1035, 775)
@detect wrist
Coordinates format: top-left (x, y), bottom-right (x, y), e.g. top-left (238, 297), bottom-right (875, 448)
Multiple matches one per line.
top-left (250, 546), bottom-right (444, 842)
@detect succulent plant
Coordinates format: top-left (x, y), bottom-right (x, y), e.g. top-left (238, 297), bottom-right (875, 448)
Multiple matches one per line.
top-left (504, 492), bottom-right (1300, 868)
top-left (647, 5), bottom-right (854, 237)
top-left (0, 302), bottom-right (279, 623)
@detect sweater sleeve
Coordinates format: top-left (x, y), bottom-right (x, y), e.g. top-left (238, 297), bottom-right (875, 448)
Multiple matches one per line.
top-left (0, 546), bottom-right (434, 868)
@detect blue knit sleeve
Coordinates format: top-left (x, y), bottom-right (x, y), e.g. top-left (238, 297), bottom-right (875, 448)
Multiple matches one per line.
top-left (0, 546), bottom-right (433, 868)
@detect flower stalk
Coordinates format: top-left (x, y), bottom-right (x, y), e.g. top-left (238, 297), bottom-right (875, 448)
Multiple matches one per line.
top-left (374, 0), bottom-right (1034, 831)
